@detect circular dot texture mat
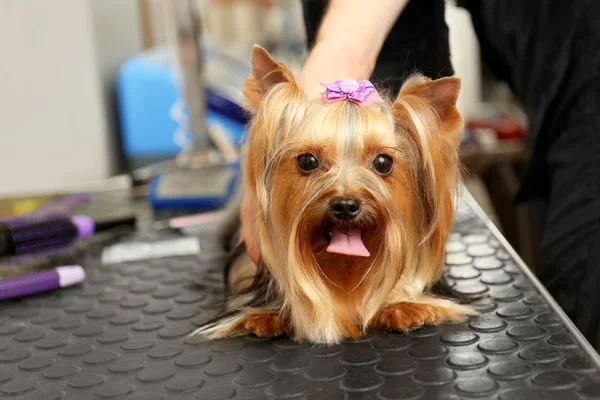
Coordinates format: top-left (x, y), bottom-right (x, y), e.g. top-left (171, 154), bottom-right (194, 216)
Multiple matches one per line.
top-left (0, 199), bottom-right (598, 399)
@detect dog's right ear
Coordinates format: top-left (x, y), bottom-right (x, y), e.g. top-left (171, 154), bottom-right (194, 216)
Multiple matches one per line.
top-left (242, 45), bottom-right (296, 111)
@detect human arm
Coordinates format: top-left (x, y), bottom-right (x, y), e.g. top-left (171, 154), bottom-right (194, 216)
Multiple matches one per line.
top-left (298, 0), bottom-right (410, 97)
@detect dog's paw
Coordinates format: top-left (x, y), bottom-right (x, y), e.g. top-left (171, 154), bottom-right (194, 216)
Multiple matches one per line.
top-left (372, 300), bottom-right (474, 332)
top-left (242, 312), bottom-right (287, 338)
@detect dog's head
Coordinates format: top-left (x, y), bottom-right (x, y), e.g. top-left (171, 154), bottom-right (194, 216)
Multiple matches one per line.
top-left (241, 45), bottom-right (463, 340)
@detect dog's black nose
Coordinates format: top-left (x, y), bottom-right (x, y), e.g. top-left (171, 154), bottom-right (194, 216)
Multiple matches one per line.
top-left (330, 197), bottom-right (361, 220)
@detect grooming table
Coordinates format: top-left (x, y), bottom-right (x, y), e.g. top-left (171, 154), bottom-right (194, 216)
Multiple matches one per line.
top-left (0, 194), bottom-right (599, 400)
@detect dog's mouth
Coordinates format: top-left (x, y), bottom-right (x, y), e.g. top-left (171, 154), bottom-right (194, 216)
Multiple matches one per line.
top-left (319, 220), bottom-right (372, 258)
top-left (326, 227), bottom-right (370, 257)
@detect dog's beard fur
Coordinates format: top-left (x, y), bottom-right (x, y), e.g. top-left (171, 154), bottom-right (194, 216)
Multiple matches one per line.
top-left (192, 45), bottom-right (476, 344)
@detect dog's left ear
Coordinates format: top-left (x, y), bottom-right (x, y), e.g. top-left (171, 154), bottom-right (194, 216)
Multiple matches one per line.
top-left (243, 45), bottom-right (296, 111)
top-left (393, 75), bottom-right (462, 134)
top-left (392, 75), bottom-right (463, 283)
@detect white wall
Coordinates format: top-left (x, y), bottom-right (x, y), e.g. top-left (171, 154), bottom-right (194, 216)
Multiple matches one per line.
top-left (0, 0), bottom-right (114, 195)
top-left (446, 2), bottom-right (481, 120)
top-left (89, 0), bottom-right (144, 173)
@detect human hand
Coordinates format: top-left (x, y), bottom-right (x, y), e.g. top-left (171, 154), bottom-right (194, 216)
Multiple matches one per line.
top-left (297, 0), bottom-right (408, 98)
top-left (297, 40), bottom-right (375, 99)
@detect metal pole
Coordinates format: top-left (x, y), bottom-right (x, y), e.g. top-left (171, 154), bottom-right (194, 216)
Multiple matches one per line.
top-left (164, 0), bottom-right (218, 167)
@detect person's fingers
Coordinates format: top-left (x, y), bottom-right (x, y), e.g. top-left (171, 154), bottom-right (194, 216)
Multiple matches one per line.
top-left (240, 196), bottom-right (261, 265)
top-left (297, 41), bottom-right (373, 99)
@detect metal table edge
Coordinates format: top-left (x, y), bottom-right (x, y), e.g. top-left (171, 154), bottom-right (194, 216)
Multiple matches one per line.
top-left (461, 188), bottom-right (600, 372)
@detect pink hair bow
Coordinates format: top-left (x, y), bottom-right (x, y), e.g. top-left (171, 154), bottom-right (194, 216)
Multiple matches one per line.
top-left (321, 79), bottom-right (383, 106)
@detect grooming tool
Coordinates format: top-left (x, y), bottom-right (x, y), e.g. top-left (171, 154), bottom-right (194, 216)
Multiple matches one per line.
top-left (153, 210), bottom-right (226, 236)
top-left (148, 165), bottom-right (239, 212)
top-left (0, 227), bottom-right (131, 279)
top-left (0, 265), bottom-right (85, 300)
top-left (0, 188), bottom-right (137, 259)
top-left (153, 210), bottom-right (225, 230)
top-left (101, 237), bottom-right (200, 265)
top-left (0, 215), bottom-right (94, 258)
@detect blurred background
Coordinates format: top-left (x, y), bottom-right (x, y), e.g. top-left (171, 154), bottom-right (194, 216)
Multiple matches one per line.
top-left (0, 0), bottom-right (534, 267)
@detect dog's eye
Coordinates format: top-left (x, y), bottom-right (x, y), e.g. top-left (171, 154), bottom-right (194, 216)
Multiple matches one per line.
top-left (297, 154), bottom-right (320, 172)
top-left (373, 154), bottom-right (393, 175)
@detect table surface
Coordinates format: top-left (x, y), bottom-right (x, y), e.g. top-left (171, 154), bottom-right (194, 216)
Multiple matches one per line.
top-left (0, 194), bottom-right (599, 400)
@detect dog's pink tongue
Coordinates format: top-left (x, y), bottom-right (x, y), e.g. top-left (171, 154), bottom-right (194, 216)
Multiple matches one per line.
top-left (326, 228), bottom-right (370, 257)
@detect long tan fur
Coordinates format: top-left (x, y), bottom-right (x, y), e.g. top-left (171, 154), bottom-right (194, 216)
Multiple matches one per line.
top-left (192, 45), bottom-right (475, 344)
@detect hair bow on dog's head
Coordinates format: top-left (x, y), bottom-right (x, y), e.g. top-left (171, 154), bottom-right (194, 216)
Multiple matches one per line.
top-left (321, 79), bottom-right (383, 106)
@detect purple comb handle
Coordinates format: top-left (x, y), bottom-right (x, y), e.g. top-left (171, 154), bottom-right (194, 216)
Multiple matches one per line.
top-left (0, 265), bottom-right (85, 300)
top-left (0, 268), bottom-right (58, 299)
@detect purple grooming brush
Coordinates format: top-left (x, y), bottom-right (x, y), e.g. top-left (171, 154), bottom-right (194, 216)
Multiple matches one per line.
top-left (0, 215), bottom-right (94, 257)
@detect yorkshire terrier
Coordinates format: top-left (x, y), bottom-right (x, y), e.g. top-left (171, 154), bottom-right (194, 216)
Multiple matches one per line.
top-left (192, 45), bottom-right (475, 344)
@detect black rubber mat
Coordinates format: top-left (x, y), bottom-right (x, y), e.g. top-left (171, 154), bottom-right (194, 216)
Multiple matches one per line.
top-left (0, 197), bottom-right (599, 399)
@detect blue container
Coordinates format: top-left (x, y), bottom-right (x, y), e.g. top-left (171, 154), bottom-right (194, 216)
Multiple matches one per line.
top-left (116, 49), bottom-right (248, 170)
